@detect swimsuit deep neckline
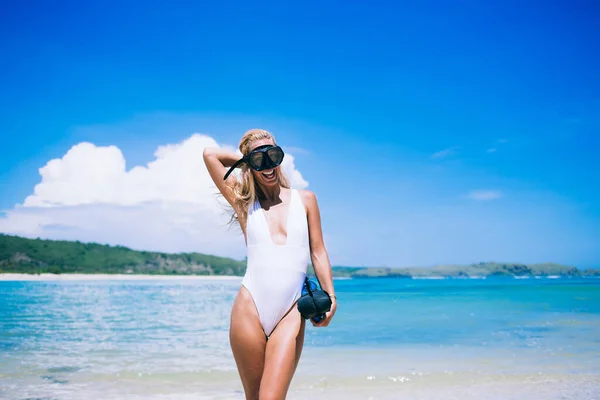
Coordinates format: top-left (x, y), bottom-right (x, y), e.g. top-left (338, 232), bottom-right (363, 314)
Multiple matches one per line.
top-left (257, 189), bottom-right (294, 247)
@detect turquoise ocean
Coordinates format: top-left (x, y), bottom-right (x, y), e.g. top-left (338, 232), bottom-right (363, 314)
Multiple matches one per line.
top-left (1, 276), bottom-right (599, 399)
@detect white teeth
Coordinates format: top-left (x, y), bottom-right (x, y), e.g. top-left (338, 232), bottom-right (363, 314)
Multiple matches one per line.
top-left (262, 170), bottom-right (274, 177)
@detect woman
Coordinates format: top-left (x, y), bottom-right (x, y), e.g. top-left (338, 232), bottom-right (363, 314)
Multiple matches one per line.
top-left (203, 128), bottom-right (337, 399)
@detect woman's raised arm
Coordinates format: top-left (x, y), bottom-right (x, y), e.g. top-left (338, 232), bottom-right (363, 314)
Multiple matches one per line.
top-left (203, 147), bottom-right (240, 209)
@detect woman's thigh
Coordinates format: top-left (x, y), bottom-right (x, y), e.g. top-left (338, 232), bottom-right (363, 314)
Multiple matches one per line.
top-left (259, 307), bottom-right (306, 400)
top-left (229, 286), bottom-right (267, 400)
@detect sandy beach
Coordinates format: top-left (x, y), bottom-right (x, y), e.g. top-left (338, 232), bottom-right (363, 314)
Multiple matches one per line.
top-left (0, 273), bottom-right (243, 281)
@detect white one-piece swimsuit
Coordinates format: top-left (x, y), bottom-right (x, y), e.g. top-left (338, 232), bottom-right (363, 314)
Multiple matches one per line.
top-left (242, 189), bottom-right (310, 337)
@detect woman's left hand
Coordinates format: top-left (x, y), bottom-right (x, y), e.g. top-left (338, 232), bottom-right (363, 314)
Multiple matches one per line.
top-left (311, 298), bottom-right (337, 327)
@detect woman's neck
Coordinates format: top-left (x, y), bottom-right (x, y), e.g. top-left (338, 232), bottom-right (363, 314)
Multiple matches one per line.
top-left (257, 185), bottom-right (282, 203)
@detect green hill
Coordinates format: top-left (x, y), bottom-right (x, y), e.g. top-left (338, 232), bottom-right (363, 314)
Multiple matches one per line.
top-left (0, 234), bottom-right (246, 276)
top-left (1, 234), bottom-right (597, 277)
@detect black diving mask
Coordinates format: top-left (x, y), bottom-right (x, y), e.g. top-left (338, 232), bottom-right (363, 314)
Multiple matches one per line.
top-left (223, 145), bottom-right (285, 180)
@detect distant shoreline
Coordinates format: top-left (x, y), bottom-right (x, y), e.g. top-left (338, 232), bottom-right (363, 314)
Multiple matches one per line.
top-left (3, 234), bottom-right (598, 278)
top-left (0, 273), bottom-right (243, 281)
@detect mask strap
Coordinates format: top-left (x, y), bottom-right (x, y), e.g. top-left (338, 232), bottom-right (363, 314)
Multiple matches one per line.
top-left (223, 158), bottom-right (246, 180)
top-left (304, 277), bottom-right (314, 296)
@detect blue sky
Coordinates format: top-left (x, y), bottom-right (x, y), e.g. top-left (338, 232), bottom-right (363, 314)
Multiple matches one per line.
top-left (1, 0), bottom-right (599, 268)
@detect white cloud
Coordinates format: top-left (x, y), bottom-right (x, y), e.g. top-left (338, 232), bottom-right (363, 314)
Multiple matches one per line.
top-left (431, 146), bottom-right (459, 159)
top-left (282, 146), bottom-right (310, 155)
top-left (466, 190), bottom-right (503, 201)
top-left (0, 133), bottom-right (309, 258)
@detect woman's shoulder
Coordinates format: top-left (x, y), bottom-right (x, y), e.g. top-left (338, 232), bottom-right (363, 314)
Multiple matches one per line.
top-left (297, 189), bottom-right (318, 210)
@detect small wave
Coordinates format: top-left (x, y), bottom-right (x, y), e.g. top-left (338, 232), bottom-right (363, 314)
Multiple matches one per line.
top-left (47, 366), bottom-right (81, 374)
top-left (412, 276), bottom-right (446, 280)
top-left (40, 375), bottom-right (68, 385)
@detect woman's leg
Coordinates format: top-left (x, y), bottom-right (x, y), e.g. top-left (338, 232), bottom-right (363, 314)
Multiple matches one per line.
top-left (259, 307), bottom-right (306, 400)
top-left (229, 286), bottom-right (268, 400)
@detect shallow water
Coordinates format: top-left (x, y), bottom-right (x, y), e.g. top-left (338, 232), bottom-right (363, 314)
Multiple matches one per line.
top-left (1, 277), bottom-right (599, 399)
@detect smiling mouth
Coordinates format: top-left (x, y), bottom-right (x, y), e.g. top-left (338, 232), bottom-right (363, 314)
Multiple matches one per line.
top-left (261, 170), bottom-right (275, 178)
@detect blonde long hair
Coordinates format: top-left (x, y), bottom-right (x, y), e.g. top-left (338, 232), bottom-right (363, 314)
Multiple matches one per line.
top-left (228, 129), bottom-right (291, 225)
